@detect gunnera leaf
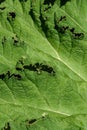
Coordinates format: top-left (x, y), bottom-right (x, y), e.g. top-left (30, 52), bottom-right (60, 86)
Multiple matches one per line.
top-left (0, 0), bottom-right (87, 130)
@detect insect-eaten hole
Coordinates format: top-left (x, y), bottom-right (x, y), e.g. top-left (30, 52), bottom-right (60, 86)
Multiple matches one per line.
top-left (58, 16), bottom-right (66, 23)
top-left (7, 12), bottom-right (16, 21)
top-left (9, 12), bottom-right (16, 19)
top-left (0, 73), bottom-right (5, 80)
top-left (70, 28), bottom-right (84, 39)
top-left (9, 73), bottom-right (22, 80)
top-left (23, 63), bottom-right (55, 76)
top-left (12, 35), bottom-right (19, 44)
top-left (72, 32), bottom-right (84, 39)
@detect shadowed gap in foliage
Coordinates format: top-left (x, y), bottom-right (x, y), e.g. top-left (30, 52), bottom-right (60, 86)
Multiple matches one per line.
top-left (19, 0), bottom-right (27, 2)
top-left (39, 14), bottom-right (48, 36)
top-left (60, 0), bottom-right (71, 7)
top-left (1, 123), bottom-right (10, 130)
top-left (0, 0), bottom-right (5, 4)
top-left (43, 0), bottom-right (55, 6)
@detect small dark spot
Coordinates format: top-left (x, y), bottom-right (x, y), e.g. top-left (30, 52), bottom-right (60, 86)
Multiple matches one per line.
top-left (9, 12), bottom-right (16, 19)
top-left (0, 7), bottom-right (6, 10)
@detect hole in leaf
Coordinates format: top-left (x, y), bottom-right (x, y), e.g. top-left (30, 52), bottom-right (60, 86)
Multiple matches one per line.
top-left (26, 119), bottom-right (37, 125)
top-left (0, 71), bottom-right (22, 80)
top-left (9, 12), bottom-right (16, 19)
top-left (70, 28), bottom-right (84, 39)
top-left (16, 67), bottom-right (22, 71)
top-left (0, 73), bottom-right (5, 80)
top-left (23, 64), bottom-right (37, 71)
top-left (59, 26), bottom-right (69, 33)
top-left (7, 12), bottom-right (16, 22)
top-left (70, 28), bottom-right (75, 33)
top-left (23, 63), bottom-right (55, 75)
top-left (54, 15), bottom-right (67, 33)
top-left (72, 32), bottom-right (84, 39)
top-left (58, 16), bottom-right (66, 23)
top-left (9, 74), bottom-right (22, 80)
top-left (12, 35), bottom-right (19, 44)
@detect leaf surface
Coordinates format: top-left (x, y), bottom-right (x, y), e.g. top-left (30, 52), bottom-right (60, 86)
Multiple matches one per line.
top-left (0, 0), bottom-right (87, 130)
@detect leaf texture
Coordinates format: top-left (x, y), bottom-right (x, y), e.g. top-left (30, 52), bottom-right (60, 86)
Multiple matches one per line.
top-left (0, 0), bottom-right (87, 130)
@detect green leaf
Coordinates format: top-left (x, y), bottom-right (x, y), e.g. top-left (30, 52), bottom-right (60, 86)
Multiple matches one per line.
top-left (0, 0), bottom-right (87, 130)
